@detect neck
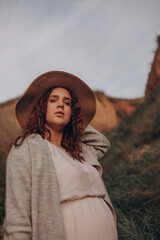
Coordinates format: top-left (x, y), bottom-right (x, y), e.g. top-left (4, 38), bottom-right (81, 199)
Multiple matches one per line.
top-left (45, 125), bottom-right (64, 148)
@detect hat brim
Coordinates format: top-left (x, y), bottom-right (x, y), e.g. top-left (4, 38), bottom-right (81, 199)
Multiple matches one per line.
top-left (16, 71), bottom-right (96, 129)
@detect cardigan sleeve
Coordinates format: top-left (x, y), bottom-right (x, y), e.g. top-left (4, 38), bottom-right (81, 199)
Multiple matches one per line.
top-left (82, 125), bottom-right (111, 160)
top-left (4, 145), bottom-right (32, 240)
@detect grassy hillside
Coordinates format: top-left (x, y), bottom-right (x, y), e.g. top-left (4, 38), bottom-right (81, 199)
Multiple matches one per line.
top-left (101, 87), bottom-right (160, 239)
top-left (0, 98), bottom-right (22, 162)
top-left (0, 87), bottom-right (160, 239)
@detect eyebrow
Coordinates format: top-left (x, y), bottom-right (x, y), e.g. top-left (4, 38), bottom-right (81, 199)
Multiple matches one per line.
top-left (49, 95), bottom-right (72, 101)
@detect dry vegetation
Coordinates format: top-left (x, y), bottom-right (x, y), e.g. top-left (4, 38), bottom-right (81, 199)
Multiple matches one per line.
top-left (101, 87), bottom-right (160, 239)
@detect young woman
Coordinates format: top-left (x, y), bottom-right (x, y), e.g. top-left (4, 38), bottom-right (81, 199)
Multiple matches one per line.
top-left (4, 71), bottom-right (118, 240)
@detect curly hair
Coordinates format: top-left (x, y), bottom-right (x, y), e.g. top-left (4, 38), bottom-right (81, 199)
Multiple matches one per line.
top-left (15, 88), bottom-right (84, 162)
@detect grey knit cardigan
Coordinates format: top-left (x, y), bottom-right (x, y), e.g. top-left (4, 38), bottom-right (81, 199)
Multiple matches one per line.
top-left (4, 125), bottom-right (116, 240)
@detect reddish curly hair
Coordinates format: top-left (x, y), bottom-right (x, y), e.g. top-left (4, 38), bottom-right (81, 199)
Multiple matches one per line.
top-left (15, 87), bottom-right (84, 162)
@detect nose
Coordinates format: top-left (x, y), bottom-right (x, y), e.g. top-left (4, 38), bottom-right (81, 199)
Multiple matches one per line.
top-left (57, 101), bottom-right (64, 109)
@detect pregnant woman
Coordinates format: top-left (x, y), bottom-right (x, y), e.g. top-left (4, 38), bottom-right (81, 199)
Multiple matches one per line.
top-left (4, 71), bottom-right (118, 240)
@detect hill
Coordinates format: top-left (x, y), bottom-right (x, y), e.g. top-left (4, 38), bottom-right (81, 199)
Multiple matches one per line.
top-left (101, 86), bottom-right (160, 239)
top-left (91, 92), bottom-right (142, 132)
top-left (0, 99), bottom-right (22, 160)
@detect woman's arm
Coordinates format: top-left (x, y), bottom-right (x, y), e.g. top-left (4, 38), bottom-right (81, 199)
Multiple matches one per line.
top-left (82, 125), bottom-right (111, 160)
top-left (4, 146), bottom-right (32, 240)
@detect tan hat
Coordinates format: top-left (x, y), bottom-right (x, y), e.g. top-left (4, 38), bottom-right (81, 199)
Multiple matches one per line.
top-left (16, 71), bottom-right (96, 129)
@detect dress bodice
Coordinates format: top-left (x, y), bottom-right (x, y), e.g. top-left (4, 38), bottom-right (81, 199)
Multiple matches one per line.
top-left (46, 140), bottom-right (106, 203)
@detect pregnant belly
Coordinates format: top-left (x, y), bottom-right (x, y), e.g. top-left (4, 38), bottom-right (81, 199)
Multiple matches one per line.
top-left (61, 196), bottom-right (118, 240)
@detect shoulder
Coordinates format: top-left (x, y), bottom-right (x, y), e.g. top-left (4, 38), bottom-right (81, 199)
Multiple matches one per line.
top-left (7, 134), bottom-right (45, 163)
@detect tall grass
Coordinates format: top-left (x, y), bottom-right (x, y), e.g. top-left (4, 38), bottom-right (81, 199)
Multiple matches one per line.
top-left (102, 148), bottom-right (160, 239)
top-left (101, 87), bottom-right (160, 239)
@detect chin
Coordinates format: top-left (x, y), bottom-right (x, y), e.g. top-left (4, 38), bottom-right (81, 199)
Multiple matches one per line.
top-left (46, 121), bottom-right (70, 131)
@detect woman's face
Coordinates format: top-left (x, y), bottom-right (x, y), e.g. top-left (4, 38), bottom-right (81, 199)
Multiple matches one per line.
top-left (45, 87), bottom-right (72, 131)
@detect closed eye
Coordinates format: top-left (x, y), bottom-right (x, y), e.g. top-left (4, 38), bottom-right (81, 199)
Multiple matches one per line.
top-left (49, 99), bottom-right (56, 103)
top-left (64, 101), bottom-right (71, 106)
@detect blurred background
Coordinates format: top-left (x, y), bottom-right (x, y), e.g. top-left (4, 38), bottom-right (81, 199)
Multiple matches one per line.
top-left (1, 0), bottom-right (160, 239)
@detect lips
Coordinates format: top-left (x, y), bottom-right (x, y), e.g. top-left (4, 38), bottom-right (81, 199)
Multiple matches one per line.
top-left (55, 111), bottom-right (64, 116)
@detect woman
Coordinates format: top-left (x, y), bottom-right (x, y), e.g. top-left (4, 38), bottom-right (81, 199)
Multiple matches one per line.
top-left (4, 71), bottom-right (118, 240)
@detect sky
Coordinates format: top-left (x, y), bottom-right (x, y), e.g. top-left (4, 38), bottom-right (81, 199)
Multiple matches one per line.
top-left (0, 0), bottom-right (160, 103)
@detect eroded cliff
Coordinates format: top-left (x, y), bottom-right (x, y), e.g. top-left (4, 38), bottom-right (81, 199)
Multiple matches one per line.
top-left (145, 36), bottom-right (160, 97)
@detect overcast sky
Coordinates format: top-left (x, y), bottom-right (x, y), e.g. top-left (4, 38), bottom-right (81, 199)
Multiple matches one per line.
top-left (0, 0), bottom-right (160, 103)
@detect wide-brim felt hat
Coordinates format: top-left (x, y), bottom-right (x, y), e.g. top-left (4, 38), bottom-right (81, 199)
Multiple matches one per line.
top-left (16, 71), bottom-right (96, 129)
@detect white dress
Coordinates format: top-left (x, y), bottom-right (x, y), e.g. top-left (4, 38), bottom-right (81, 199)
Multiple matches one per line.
top-left (47, 140), bottom-right (118, 240)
